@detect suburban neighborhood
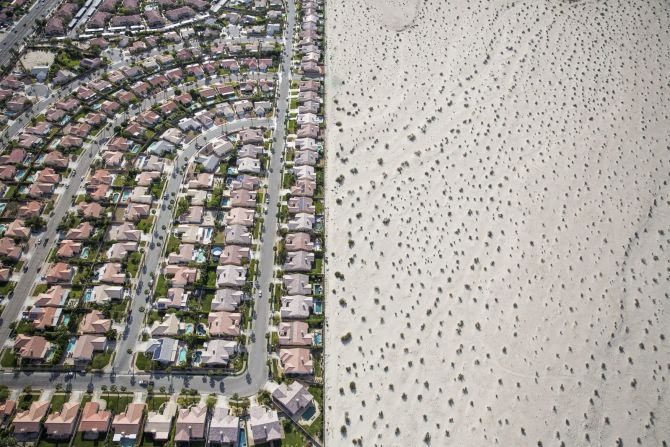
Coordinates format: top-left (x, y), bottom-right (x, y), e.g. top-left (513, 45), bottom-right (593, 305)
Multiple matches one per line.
top-left (0, 0), bottom-right (325, 445)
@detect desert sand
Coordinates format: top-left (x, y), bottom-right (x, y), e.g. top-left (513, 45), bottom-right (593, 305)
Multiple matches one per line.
top-left (324, 0), bottom-right (670, 445)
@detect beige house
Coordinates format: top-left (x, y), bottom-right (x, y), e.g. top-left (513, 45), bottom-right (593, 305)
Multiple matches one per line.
top-left (112, 403), bottom-right (145, 441)
top-left (174, 403), bottom-right (207, 442)
top-left (13, 401), bottom-right (49, 434)
top-left (44, 402), bottom-right (80, 438)
top-left (145, 400), bottom-right (177, 441)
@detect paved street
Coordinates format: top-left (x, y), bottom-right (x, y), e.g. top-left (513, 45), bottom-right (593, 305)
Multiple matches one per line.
top-left (0, 0), bottom-right (296, 397)
top-left (0, 0), bottom-right (62, 67)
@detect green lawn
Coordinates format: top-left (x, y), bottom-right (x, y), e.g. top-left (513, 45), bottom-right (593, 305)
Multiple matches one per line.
top-left (49, 393), bottom-right (69, 412)
top-left (135, 352), bottom-right (152, 371)
top-left (101, 393), bottom-right (133, 414)
top-left (0, 349), bottom-right (16, 368)
top-left (127, 251), bottom-right (142, 277)
top-left (154, 275), bottom-right (168, 298)
top-left (176, 396), bottom-right (200, 407)
top-left (145, 395), bottom-right (169, 412)
top-left (306, 386), bottom-right (323, 439)
top-left (138, 216), bottom-right (155, 233)
top-left (282, 424), bottom-right (307, 446)
top-left (165, 235), bottom-right (180, 254)
top-left (202, 292), bottom-right (214, 313)
top-left (18, 392), bottom-right (40, 411)
top-left (91, 351), bottom-right (112, 370)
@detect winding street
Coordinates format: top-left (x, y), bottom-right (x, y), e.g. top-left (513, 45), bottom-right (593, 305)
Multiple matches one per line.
top-left (0, 0), bottom-right (296, 397)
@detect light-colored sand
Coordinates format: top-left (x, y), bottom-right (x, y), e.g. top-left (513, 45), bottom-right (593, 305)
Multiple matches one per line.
top-left (324, 0), bottom-right (670, 445)
top-left (20, 50), bottom-right (56, 69)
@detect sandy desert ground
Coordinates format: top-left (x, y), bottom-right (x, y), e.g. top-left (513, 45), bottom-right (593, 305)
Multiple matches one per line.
top-left (323, 0), bottom-right (670, 445)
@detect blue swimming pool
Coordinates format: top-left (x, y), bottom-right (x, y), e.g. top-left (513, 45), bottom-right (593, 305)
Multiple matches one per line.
top-left (314, 300), bottom-right (323, 315)
top-left (178, 346), bottom-right (188, 363)
top-left (313, 284), bottom-right (323, 296)
top-left (313, 332), bottom-right (322, 346)
top-left (193, 351), bottom-right (202, 365)
top-left (61, 314), bottom-right (70, 326)
top-left (81, 247), bottom-right (90, 259)
top-left (301, 405), bottom-right (316, 421)
top-left (183, 324), bottom-right (194, 335)
top-left (121, 190), bottom-right (131, 202)
top-left (83, 289), bottom-right (93, 302)
top-left (66, 337), bottom-right (76, 355)
top-left (238, 428), bottom-right (247, 447)
top-left (211, 247), bottom-right (223, 257)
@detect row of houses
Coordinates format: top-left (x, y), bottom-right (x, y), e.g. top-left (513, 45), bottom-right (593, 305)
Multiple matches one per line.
top-left (0, 390), bottom-right (294, 446)
top-left (273, 0), bottom-right (326, 379)
top-left (139, 127), bottom-right (269, 369)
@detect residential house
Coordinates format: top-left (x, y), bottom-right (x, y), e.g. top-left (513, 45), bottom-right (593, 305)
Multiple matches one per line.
top-left (287, 197), bottom-right (316, 215)
top-left (211, 289), bottom-right (244, 312)
top-left (66, 222), bottom-right (94, 241)
top-left (13, 335), bottom-right (52, 362)
top-left (167, 244), bottom-right (194, 265)
top-left (219, 245), bottom-right (250, 266)
top-left (287, 213), bottom-right (315, 233)
top-left (284, 251), bottom-right (315, 272)
top-left (56, 239), bottom-right (81, 258)
top-left (149, 313), bottom-right (180, 337)
top-left (208, 406), bottom-right (239, 445)
top-left (46, 263), bottom-right (74, 283)
top-left (91, 285), bottom-right (124, 304)
top-left (278, 321), bottom-right (313, 346)
top-left (72, 335), bottom-right (107, 363)
top-left (79, 310), bottom-right (112, 335)
top-left (200, 339), bottom-right (237, 366)
top-left (143, 338), bottom-right (179, 364)
top-left (283, 274), bottom-right (311, 296)
top-left (216, 265), bottom-right (246, 288)
top-left (13, 401), bottom-right (49, 434)
top-left (155, 288), bottom-right (188, 310)
top-left (279, 348), bottom-right (313, 375)
top-left (272, 382), bottom-right (314, 418)
top-left (44, 402), bottom-right (80, 439)
top-left (107, 242), bottom-right (138, 261)
top-left (78, 402), bottom-right (111, 437)
top-left (224, 225), bottom-right (251, 246)
top-left (248, 406), bottom-right (282, 445)
top-left (285, 233), bottom-right (314, 252)
top-left (280, 295), bottom-right (313, 319)
top-left (207, 311), bottom-right (241, 337)
top-left (229, 189), bottom-right (257, 208)
top-left (112, 403), bottom-right (145, 442)
top-left (145, 400), bottom-right (177, 441)
top-left (100, 263), bottom-right (126, 284)
top-left (174, 404), bottom-right (207, 443)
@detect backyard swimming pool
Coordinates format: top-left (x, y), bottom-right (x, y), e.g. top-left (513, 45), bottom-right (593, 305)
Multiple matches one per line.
top-left (81, 247), bottom-right (90, 259)
top-left (83, 289), bottom-right (93, 302)
top-left (178, 346), bottom-right (188, 363)
top-left (314, 300), bottom-right (323, 315)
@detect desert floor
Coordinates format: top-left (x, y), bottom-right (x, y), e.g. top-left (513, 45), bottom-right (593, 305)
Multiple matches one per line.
top-left (323, 0), bottom-right (670, 445)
